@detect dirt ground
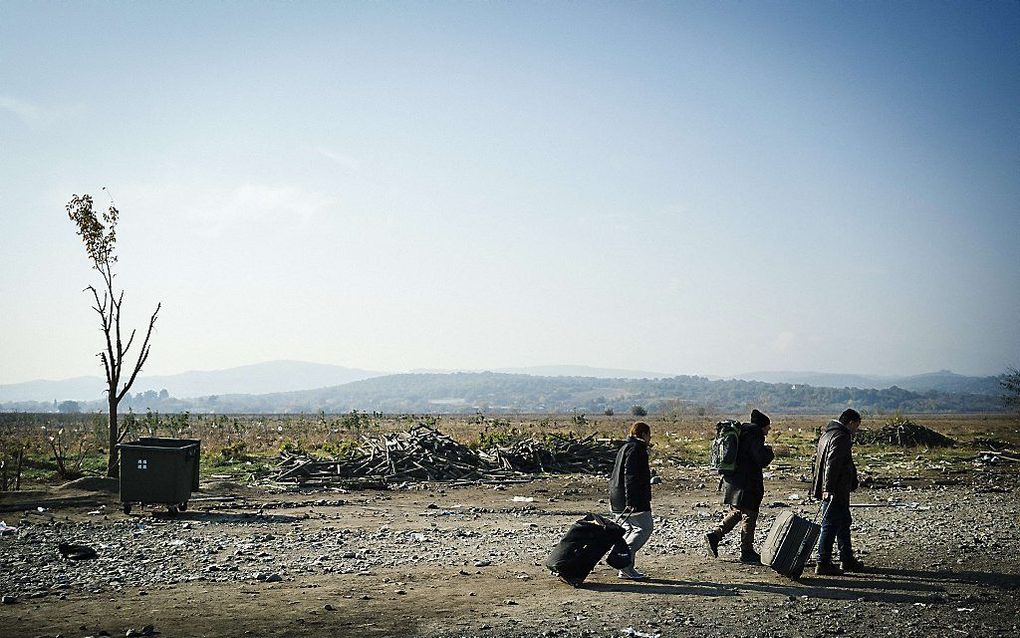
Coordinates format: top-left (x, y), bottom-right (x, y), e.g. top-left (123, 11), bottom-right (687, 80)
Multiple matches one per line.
top-left (2, 453), bottom-right (1019, 638)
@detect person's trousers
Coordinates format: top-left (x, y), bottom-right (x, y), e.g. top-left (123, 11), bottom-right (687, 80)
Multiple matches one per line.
top-left (717, 506), bottom-right (758, 537)
top-left (616, 510), bottom-right (654, 568)
top-left (816, 498), bottom-right (854, 563)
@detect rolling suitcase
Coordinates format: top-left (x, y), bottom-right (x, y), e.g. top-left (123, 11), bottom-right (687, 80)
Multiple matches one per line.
top-left (545, 513), bottom-right (627, 586)
top-left (761, 509), bottom-right (820, 579)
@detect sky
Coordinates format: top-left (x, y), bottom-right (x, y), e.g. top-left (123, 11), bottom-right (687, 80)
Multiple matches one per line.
top-left (1, 1), bottom-right (1018, 385)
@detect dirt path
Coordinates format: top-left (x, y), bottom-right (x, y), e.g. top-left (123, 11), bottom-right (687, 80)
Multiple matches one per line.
top-left (2, 466), bottom-right (1018, 638)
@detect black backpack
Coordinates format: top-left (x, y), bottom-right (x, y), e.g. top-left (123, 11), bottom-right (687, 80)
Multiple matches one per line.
top-left (710, 419), bottom-right (743, 475)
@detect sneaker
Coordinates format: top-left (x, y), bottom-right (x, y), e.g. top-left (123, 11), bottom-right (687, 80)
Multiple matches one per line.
top-left (840, 556), bottom-right (865, 573)
top-left (705, 532), bottom-right (720, 558)
top-left (618, 567), bottom-right (648, 580)
top-left (814, 562), bottom-right (843, 576)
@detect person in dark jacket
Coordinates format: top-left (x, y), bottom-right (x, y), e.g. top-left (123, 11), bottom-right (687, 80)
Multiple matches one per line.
top-left (705, 409), bottom-right (775, 564)
top-left (608, 421), bottom-right (653, 580)
top-left (813, 408), bottom-right (863, 575)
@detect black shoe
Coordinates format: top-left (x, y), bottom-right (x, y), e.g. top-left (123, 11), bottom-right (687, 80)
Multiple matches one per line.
top-left (841, 556), bottom-right (865, 572)
top-left (814, 562), bottom-right (843, 576)
top-left (705, 532), bottom-right (720, 558)
top-left (739, 550), bottom-right (762, 565)
top-left (557, 574), bottom-right (582, 588)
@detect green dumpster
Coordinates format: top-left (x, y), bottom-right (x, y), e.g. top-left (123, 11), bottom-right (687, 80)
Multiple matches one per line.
top-left (118, 438), bottom-right (200, 514)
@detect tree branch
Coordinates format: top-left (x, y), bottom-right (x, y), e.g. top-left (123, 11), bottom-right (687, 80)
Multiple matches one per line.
top-left (117, 302), bottom-right (160, 402)
top-left (87, 285), bottom-right (117, 391)
top-left (123, 328), bottom-right (138, 358)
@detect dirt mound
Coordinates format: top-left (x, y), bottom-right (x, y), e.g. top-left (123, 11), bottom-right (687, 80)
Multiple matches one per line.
top-left (856, 419), bottom-right (954, 447)
top-left (56, 476), bottom-right (119, 493)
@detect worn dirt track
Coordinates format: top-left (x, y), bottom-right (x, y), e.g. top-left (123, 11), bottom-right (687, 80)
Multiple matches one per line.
top-left (2, 461), bottom-right (1018, 638)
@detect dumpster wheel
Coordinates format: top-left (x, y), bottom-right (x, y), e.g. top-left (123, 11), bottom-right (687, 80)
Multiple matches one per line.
top-left (123, 503), bottom-right (132, 515)
top-left (179, 501), bottom-right (188, 512)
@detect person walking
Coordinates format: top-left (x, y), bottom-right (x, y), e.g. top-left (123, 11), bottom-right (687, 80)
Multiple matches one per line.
top-left (705, 409), bottom-right (774, 564)
top-left (608, 421), bottom-right (654, 580)
top-left (813, 408), bottom-right (864, 575)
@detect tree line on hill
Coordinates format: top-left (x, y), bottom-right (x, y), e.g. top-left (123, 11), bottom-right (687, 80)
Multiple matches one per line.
top-left (0, 372), bottom-right (1010, 415)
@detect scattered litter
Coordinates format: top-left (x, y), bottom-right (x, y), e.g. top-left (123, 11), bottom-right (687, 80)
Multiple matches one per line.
top-left (621, 627), bottom-right (661, 638)
top-left (0, 521), bottom-right (17, 535)
top-left (975, 451), bottom-right (1020, 465)
top-left (789, 493), bottom-right (802, 500)
top-left (512, 496), bottom-right (534, 503)
top-left (956, 607), bottom-right (975, 613)
top-left (58, 542), bottom-right (98, 561)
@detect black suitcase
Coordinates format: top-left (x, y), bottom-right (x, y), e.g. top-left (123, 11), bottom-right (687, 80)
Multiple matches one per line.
top-left (546, 513), bottom-right (626, 586)
top-left (761, 510), bottom-right (820, 579)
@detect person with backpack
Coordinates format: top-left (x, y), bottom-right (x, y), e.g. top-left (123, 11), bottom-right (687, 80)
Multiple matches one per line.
top-left (705, 409), bottom-right (774, 564)
top-left (608, 421), bottom-right (654, 580)
top-left (812, 408), bottom-right (864, 575)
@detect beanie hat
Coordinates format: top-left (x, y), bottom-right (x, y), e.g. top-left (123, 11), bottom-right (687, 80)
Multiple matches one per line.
top-left (750, 409), bottom-right (771, 427)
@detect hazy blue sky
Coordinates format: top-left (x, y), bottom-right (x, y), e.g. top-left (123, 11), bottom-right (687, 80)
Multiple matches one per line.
top-left (1, 1), bottom-right (1018, 384)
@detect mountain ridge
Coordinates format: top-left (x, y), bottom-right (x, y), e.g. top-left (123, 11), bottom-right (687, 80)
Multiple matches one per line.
top-left (0, 361), bottom-right (1006, 405)
top-left (2, 370), bottom-right (1006, 415)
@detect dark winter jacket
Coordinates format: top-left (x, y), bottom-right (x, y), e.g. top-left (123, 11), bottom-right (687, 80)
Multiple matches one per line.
top-left (609, 436), bottom-right (651, 513)
top-left (812, 420), bottom-right (859, 503)
top-left (721, 423), bottom-right (774, 510)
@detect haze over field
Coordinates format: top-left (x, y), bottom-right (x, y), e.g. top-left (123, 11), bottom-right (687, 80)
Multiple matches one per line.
top-left (1, 2), bottom-right (1018, 387)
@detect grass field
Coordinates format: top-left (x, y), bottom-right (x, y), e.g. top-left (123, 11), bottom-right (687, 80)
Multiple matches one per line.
top-left (2, 411), bottom-right (1016, 488)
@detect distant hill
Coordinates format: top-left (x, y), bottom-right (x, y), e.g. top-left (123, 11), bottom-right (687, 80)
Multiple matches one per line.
top-left (0, 360), bottom-right (385, 402)
top-left (735, 370), bottom-right (1003, 396)
top-left (493, 365), bottom-right (673, 379)
top-left (410, 365), bottom-right (674, 379)
top-left (3, 365), bottom-right (1008, 414)
top-left (10, 371), bottom-right (998, 415)
top-left (0, 376), bottom-right (108, 403)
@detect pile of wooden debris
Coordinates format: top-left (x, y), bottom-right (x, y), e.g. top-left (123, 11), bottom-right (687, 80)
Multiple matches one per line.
top-left (856, 419), bottom-right (954, 447)
top-left (272, 425), bottom-right (622, 485)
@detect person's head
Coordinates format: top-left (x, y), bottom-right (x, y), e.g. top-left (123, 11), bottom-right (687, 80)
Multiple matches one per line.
top-left (630, 421), bottom-right (651, 443)
top-left (750, 409), bottom-right (771, 434)
top-left (839, 408), bottom-right (862, 432)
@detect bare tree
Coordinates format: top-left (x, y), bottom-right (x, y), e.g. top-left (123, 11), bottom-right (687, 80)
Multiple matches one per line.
top-left (66, 193), bottom-right (161, 477)
top-left (1003, 366), bottom-right (1020, 417)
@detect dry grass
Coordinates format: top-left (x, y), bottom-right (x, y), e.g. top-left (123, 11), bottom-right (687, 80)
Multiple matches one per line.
top-left (1, 411), bottom-right (1016, 486)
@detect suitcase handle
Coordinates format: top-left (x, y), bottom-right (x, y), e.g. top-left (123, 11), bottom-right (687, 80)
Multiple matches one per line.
top-left (614, 506), bottom-right (635, 525)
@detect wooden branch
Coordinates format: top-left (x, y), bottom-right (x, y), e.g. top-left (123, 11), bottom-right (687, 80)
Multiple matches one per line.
top-left (99, 352), bottom-right (112, 393)
top-left (111, 289), bottom-right (124, 383)
top-left (117, 302), bottom-right (160, 401)
top-left (122, 328), bottom-right (137, 358)
top-left (88, 285), bottom-right (118, 390)
top-left (114, 288), bottom-right (125, 360)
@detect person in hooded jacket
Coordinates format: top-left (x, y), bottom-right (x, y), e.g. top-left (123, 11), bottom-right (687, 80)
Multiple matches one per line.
top-left (812, 408), bottom-right (864, 575)
top-left (608, 421), bottom-right (653, 580)
top-left (705, 409), bottom-right (775, 564)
